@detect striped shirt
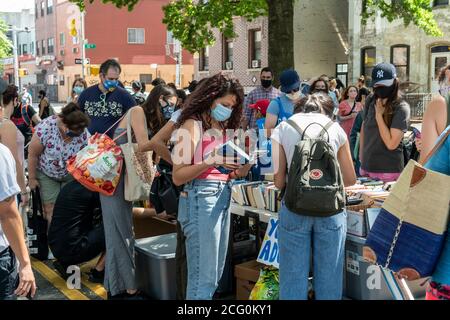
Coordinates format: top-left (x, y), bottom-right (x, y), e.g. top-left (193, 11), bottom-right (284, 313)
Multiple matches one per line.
top-left (244, 86), bottom-right (281, 129)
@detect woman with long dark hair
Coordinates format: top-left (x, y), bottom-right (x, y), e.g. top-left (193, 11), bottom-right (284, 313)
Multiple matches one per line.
top-left (99, 84), bottom-right (177, 299)
top-left (172, 73), bottom-right (252, 299)
top-left (339, 85), bottom-right (362, 138)
top-left (438, 63), bottom-right (450, 97)
top-left (359, 63), bottom-right (410, 182)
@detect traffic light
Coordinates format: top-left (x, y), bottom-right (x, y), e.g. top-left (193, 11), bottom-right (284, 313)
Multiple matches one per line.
top-left (89, 65), bottom-right (100, 76)
top-left (70, 19), bottom-right (77, 37)
top-left (18, 69), bottom-right (28, 77)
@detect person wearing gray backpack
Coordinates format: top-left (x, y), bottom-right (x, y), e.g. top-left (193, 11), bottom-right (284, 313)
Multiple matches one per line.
top-left (271, 93), bottom-right (356, 300)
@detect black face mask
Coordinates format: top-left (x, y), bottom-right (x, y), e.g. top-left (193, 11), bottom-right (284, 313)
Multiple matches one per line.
top-left (374, 85), bottom-right (395, 99)
top-left (261, 79), bottom-right (273, 88)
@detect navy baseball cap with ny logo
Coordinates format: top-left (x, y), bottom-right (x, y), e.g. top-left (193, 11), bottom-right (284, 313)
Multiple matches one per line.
top-left (371, 62), bottom-right (397, 87)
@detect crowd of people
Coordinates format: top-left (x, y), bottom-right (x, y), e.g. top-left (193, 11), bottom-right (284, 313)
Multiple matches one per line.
top-left (0, 57), bottom-right (449, 301)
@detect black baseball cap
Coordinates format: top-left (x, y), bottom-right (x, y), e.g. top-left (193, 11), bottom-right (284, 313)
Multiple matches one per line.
top-left (371, 63), bottom-right (397, 87)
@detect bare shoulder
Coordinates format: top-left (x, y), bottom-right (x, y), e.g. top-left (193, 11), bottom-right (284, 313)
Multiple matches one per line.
top-left (0, 119), bottom-right (17, 131)
top-left (427, 95), bottom-right (446, 112)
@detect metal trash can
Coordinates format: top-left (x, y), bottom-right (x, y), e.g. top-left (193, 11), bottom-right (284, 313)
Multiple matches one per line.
top-left (135, 233), bottom-right (177, 300)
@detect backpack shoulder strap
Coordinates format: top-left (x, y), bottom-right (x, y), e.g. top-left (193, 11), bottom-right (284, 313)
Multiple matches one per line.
top-left (286, 119), bottom-right (309, 140)
top-left (319, 120), bottom-right (334, 140)
top-left (21, 104), bottom-right (32, 126)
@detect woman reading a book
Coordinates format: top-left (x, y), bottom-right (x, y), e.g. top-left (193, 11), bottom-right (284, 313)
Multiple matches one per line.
top-left (172, 74), bottom-right (253, 300)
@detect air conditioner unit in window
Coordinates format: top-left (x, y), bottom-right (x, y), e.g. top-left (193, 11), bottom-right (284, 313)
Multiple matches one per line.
top-left (252, 60), bottom-right (260, 69)
top-left (225, 61), bottom-right (233, 70)
top-left (72, 47), bottom-right (79, 54)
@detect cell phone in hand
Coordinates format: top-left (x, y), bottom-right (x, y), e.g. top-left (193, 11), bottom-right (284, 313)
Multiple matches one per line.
top-left (412, 127), bottom-right (421, 139)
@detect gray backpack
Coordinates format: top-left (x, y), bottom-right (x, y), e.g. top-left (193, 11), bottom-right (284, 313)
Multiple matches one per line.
top-left (284, 119), bottom-right (345, 217)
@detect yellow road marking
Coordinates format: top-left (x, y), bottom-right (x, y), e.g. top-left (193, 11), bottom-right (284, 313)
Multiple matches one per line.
top-left (31, 258), bottom-right (89, 300)
top-left (81, 273), bottom-right (107, 300)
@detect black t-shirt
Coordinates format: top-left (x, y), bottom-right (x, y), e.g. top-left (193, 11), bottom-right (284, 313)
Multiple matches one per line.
top-left (77, 85), bottom-right (136, 137)
top-left (361, 95), bottom-right (410, 173)
top-left (10, 104), bottom-right (36, 140)
top-left (48, 181), bottom-right (101, 255)
top-left (356, 86), bottom-right (370, 103)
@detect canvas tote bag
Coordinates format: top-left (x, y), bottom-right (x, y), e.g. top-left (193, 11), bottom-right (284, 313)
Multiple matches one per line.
top-left (121, 110), bottom-right (155, 202)
top-left (364, 130), bottom-right (450, 280)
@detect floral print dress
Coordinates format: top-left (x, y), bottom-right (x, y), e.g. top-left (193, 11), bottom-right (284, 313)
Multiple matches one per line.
top-left (36, 115), bottom-right (89, 179)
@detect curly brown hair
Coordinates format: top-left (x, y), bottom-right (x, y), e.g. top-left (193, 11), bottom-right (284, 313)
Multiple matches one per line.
top-left (178, 73), bottom-right (244, 131)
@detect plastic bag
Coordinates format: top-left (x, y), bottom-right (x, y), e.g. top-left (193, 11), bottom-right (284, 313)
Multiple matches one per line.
top-left (67, 133), bottom-right (124, 196)
top-left (249, 267), bottom-right (279, 300)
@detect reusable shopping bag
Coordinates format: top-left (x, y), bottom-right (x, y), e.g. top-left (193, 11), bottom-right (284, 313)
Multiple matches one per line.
top-left (67, 117), bottom-right (125, 196)
top-left (121, 111), bottom-right (155, 201)
top-left (364, 130), bottom-right (450, 280)
top-left (249, 267), bottom-right (279, 300)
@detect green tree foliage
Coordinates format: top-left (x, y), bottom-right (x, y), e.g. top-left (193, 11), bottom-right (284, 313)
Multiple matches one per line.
top-left (362, 0), bottom-right (443, 37)
top-left (0, 18), bottom-right (12, 59)
top-left (70, 0), bottom-right (443, 53)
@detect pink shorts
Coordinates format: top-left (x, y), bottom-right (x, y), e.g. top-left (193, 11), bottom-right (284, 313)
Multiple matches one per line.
top-left (359, 168), bottom-right (401, 183)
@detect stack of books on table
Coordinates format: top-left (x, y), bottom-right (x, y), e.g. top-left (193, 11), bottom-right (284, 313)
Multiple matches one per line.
top-left (231, 181), bottom-right (282, 213)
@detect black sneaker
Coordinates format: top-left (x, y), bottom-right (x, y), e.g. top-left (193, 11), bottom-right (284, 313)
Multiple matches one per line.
top-left (53, 260), bottom-right (70, 280)
top-left (88, 268), bottom-right (105, 284)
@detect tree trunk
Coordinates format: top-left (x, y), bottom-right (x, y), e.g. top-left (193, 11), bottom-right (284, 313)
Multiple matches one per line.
top-left (267, 0), bottom-right (294, 86)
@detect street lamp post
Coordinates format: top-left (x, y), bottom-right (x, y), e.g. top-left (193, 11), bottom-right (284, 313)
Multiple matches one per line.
top-left (151, 63), bottom-right (158, 81)
top-left (12, 28), bottom-right (20, 88)
top-left (10, 26), bottom-right (31, 88)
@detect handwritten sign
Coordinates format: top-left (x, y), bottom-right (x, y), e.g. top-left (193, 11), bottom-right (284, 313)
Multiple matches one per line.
top-left (257, 217), bottom-right (279, 268)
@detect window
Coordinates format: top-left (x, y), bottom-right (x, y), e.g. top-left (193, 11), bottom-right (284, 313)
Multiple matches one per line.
top-left (41, 1), bottom-right (45, 17)
top-left (249, 29), bottom-right (262, 69)
top-left (47, 38), bottom-right (54, 54)
top-left (361, 47), bottom-right (376, 84)
top-left (140, 74), bottom-right (153, 84)
top-left (18, 45), bottom-right (21, 56)
top-left (30, 41), bottom-right (34, 55)
top-left (22, 44), bottom-right (28, 55)
top-left (433, 0), bottom-right (449, 6)
top-left (336, 63), bottom-right (349, 88)
top-left (391, 45), bottom-right (410, 82)
top-left (166, 31), bottom-right (174, 45)
top-left (41, 39), bottom-right (46, 55)
top-left (127, 28), bottom-right (145, 44)
top-left (47, 0), bottom-right (53, 14)
top-left (36, 41), bottom-right (39, 56)
top-left (60, 32), bottom-right (65, 46)
top-left (222, 36), bottom-right (234, 70)
top-left (72, 36), bottom-right (79, 45)
top-left (199, 47), bottom-right (209, 71)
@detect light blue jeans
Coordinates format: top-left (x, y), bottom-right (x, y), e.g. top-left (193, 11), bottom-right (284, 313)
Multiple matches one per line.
top-left (177, 179), bottom-right (232, 300)
top-left (279, 204), bottom-right (347, 300)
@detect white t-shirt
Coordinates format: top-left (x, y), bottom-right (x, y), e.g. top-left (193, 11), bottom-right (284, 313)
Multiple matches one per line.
top-left (0, 143), bottom-right (21, 252)
top-left (271, 113), bottom-right (347, 170)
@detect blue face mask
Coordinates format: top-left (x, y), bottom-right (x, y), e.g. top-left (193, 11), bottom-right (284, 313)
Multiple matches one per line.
top-left (103, 79), bottom-right (118, 91)
top-left (160, 99), bottom-right (176, 120)
top-left (73, 86), bottom-right (84, 95)
top-left (211, 103), bottom-right (232, 122)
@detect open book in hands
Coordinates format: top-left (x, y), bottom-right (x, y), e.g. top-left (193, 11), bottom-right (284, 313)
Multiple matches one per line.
top-left (207, 140), bottom-right (268, 174)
